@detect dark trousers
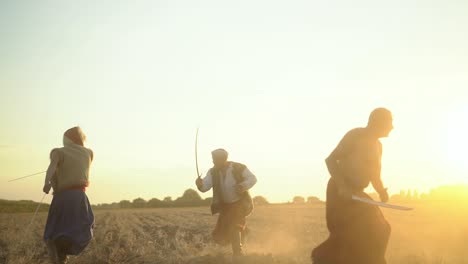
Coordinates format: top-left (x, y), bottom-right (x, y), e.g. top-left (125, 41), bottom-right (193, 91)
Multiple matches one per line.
top-left (312, 178), bottom-right (391, 264)
top-left (212, 200), bottom-right (247, 255)
top-left (46, 237), bottom-right (71, 264)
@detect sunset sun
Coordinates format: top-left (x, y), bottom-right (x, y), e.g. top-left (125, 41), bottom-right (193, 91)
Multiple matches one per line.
top-left (440, 105), bottom-right (468, 174)
top-left (1, 1), bottom-right (468, 263)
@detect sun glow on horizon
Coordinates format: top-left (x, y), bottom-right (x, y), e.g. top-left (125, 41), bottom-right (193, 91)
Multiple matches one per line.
top-left (438, 105), bottom-right (468, 180)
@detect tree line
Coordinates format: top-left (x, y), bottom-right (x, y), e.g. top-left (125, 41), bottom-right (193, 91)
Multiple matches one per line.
top-left (93, 189), bottom-right (324, 210)
top-left (3, 185), bottom-right (465, 213)
top-left (0, 199), bottom-right (50, 213)
top-left (390, 184), bottom-right (468, 203)
top-left (92, 189), bottom-right (267, 210)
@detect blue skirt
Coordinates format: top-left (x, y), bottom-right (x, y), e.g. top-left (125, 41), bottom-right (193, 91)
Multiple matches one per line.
top-left (44, 189), bottom-right (94, 255)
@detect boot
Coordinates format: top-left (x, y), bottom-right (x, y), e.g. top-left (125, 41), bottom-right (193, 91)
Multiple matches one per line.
top-left (231, 229), bottom-right (244, 257)
top-left (241, 227), bottom-right (249, 245)
top-left (55, 237), bottom-right (71, 264)
top-left (45, 240), bottom-right (58, 264)
top-left (57, 253), bottom-right (69, 264)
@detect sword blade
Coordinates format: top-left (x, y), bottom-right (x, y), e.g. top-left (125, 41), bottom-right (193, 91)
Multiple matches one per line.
top-left (352, 195), bottom-right (413, 211)
top-left (195, 127), bottom-right (201, 178)
top-left (8, 171), bottom-right (46, 182)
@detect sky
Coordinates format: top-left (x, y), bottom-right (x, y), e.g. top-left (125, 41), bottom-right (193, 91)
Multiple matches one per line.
top-left (0, 0), bottom-right (467, 204)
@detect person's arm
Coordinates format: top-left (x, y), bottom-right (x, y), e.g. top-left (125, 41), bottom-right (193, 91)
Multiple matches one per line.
top-left (237, 167), bottom-right (257, 193)
top-left (371, 141), bottom-right (388, 202)
top-left (43, 150), bottom-right (60, 194)
top-left (372, 176), bottom-right (388, 202)
top-left (325, 130), bottom-right (355, 198)
top-left (196, 170), bottom-right (213, 193)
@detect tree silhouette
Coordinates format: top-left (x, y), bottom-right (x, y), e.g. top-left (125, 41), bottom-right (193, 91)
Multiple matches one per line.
top-left (253, 196), bottom-right (269, 206)
top-left (119, 200), bottom-right (132, 208)
top-left (307, 196), bottom-right (320, 204)
top-left (148, 198), bottom-right (164, 208)
top-left (406, 189), bottom-right (412, 200)
top-left (132, 198), bottom-right (147, 208)
top-left (293, 196), bottom-right (305, 204)
top-left (174, 189), bottom-right (204, 207)
top-left (181, 189), bottom-right (202, 201)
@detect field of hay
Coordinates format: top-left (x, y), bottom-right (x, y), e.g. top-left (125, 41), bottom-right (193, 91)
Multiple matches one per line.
top-left (1, 203), bottom-right (467, 264)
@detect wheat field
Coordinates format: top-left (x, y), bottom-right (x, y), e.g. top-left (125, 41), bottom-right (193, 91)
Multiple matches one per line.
top-left (0, 203), bottom-right (467, 264)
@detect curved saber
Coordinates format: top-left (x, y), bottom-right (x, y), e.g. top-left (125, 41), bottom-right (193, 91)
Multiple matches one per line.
top-left (352, 195), bottom-right (413, 211)
top-left (8, 171), bottom-right (46, 182)
top-left (195, 128), bottom-right (201, 178)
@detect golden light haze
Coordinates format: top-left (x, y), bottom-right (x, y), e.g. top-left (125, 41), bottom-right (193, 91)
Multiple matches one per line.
top-left (0, 0), bottom-right (467, 204)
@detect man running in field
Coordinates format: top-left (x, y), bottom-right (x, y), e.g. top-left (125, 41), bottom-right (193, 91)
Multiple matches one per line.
top-left (312, 108), bottom-right (394, 264)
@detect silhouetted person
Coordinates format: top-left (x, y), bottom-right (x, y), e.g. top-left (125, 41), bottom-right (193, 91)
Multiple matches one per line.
top-left (196, 148), bottom-right (257, 261)
top-left (43, 127), bottom-right (94, 264)
top-left (312, 108), bottom-right (393, 264)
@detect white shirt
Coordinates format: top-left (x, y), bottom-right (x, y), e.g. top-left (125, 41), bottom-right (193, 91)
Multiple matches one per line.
top-left (198, 163), bottom-right (257, 203)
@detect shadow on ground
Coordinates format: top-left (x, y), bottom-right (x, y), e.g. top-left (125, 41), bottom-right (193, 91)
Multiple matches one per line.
top-left (185, 253), bottom-right (301, 264)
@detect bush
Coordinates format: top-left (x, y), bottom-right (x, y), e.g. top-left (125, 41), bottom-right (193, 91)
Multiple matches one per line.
top-left (119, 200), bottom-right (132, 208)
top-left (253, 196), bottom-right (269, 206)
top-left (132, 198), bottom-right (147, 208)
top-left (292, 196), bottom-right (305, 204)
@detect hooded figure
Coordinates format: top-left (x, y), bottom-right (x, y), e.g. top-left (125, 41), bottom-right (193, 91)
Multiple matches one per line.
top-left (43, 127), bottom-right (94, 264)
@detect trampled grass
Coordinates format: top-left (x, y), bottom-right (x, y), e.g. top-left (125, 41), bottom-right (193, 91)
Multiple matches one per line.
top-left (1, 203), bottom-right (467, 264)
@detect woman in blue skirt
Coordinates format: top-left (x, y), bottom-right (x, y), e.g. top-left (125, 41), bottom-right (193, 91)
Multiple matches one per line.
top-left (42, 127), bottom-right (94, 264)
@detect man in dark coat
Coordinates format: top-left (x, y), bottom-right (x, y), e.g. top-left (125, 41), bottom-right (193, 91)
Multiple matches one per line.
top-left (312, 108), bottom-right (394, 264)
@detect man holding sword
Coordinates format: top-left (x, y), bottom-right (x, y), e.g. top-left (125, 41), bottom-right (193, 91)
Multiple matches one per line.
top-left (195, 148), bottom-right (257, 261)
top-left (312, 108), bottom-right (395, 264)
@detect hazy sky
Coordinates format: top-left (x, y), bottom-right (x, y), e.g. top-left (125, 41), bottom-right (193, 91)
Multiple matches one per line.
top-left (1, 0), bottom-right (467, 204)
